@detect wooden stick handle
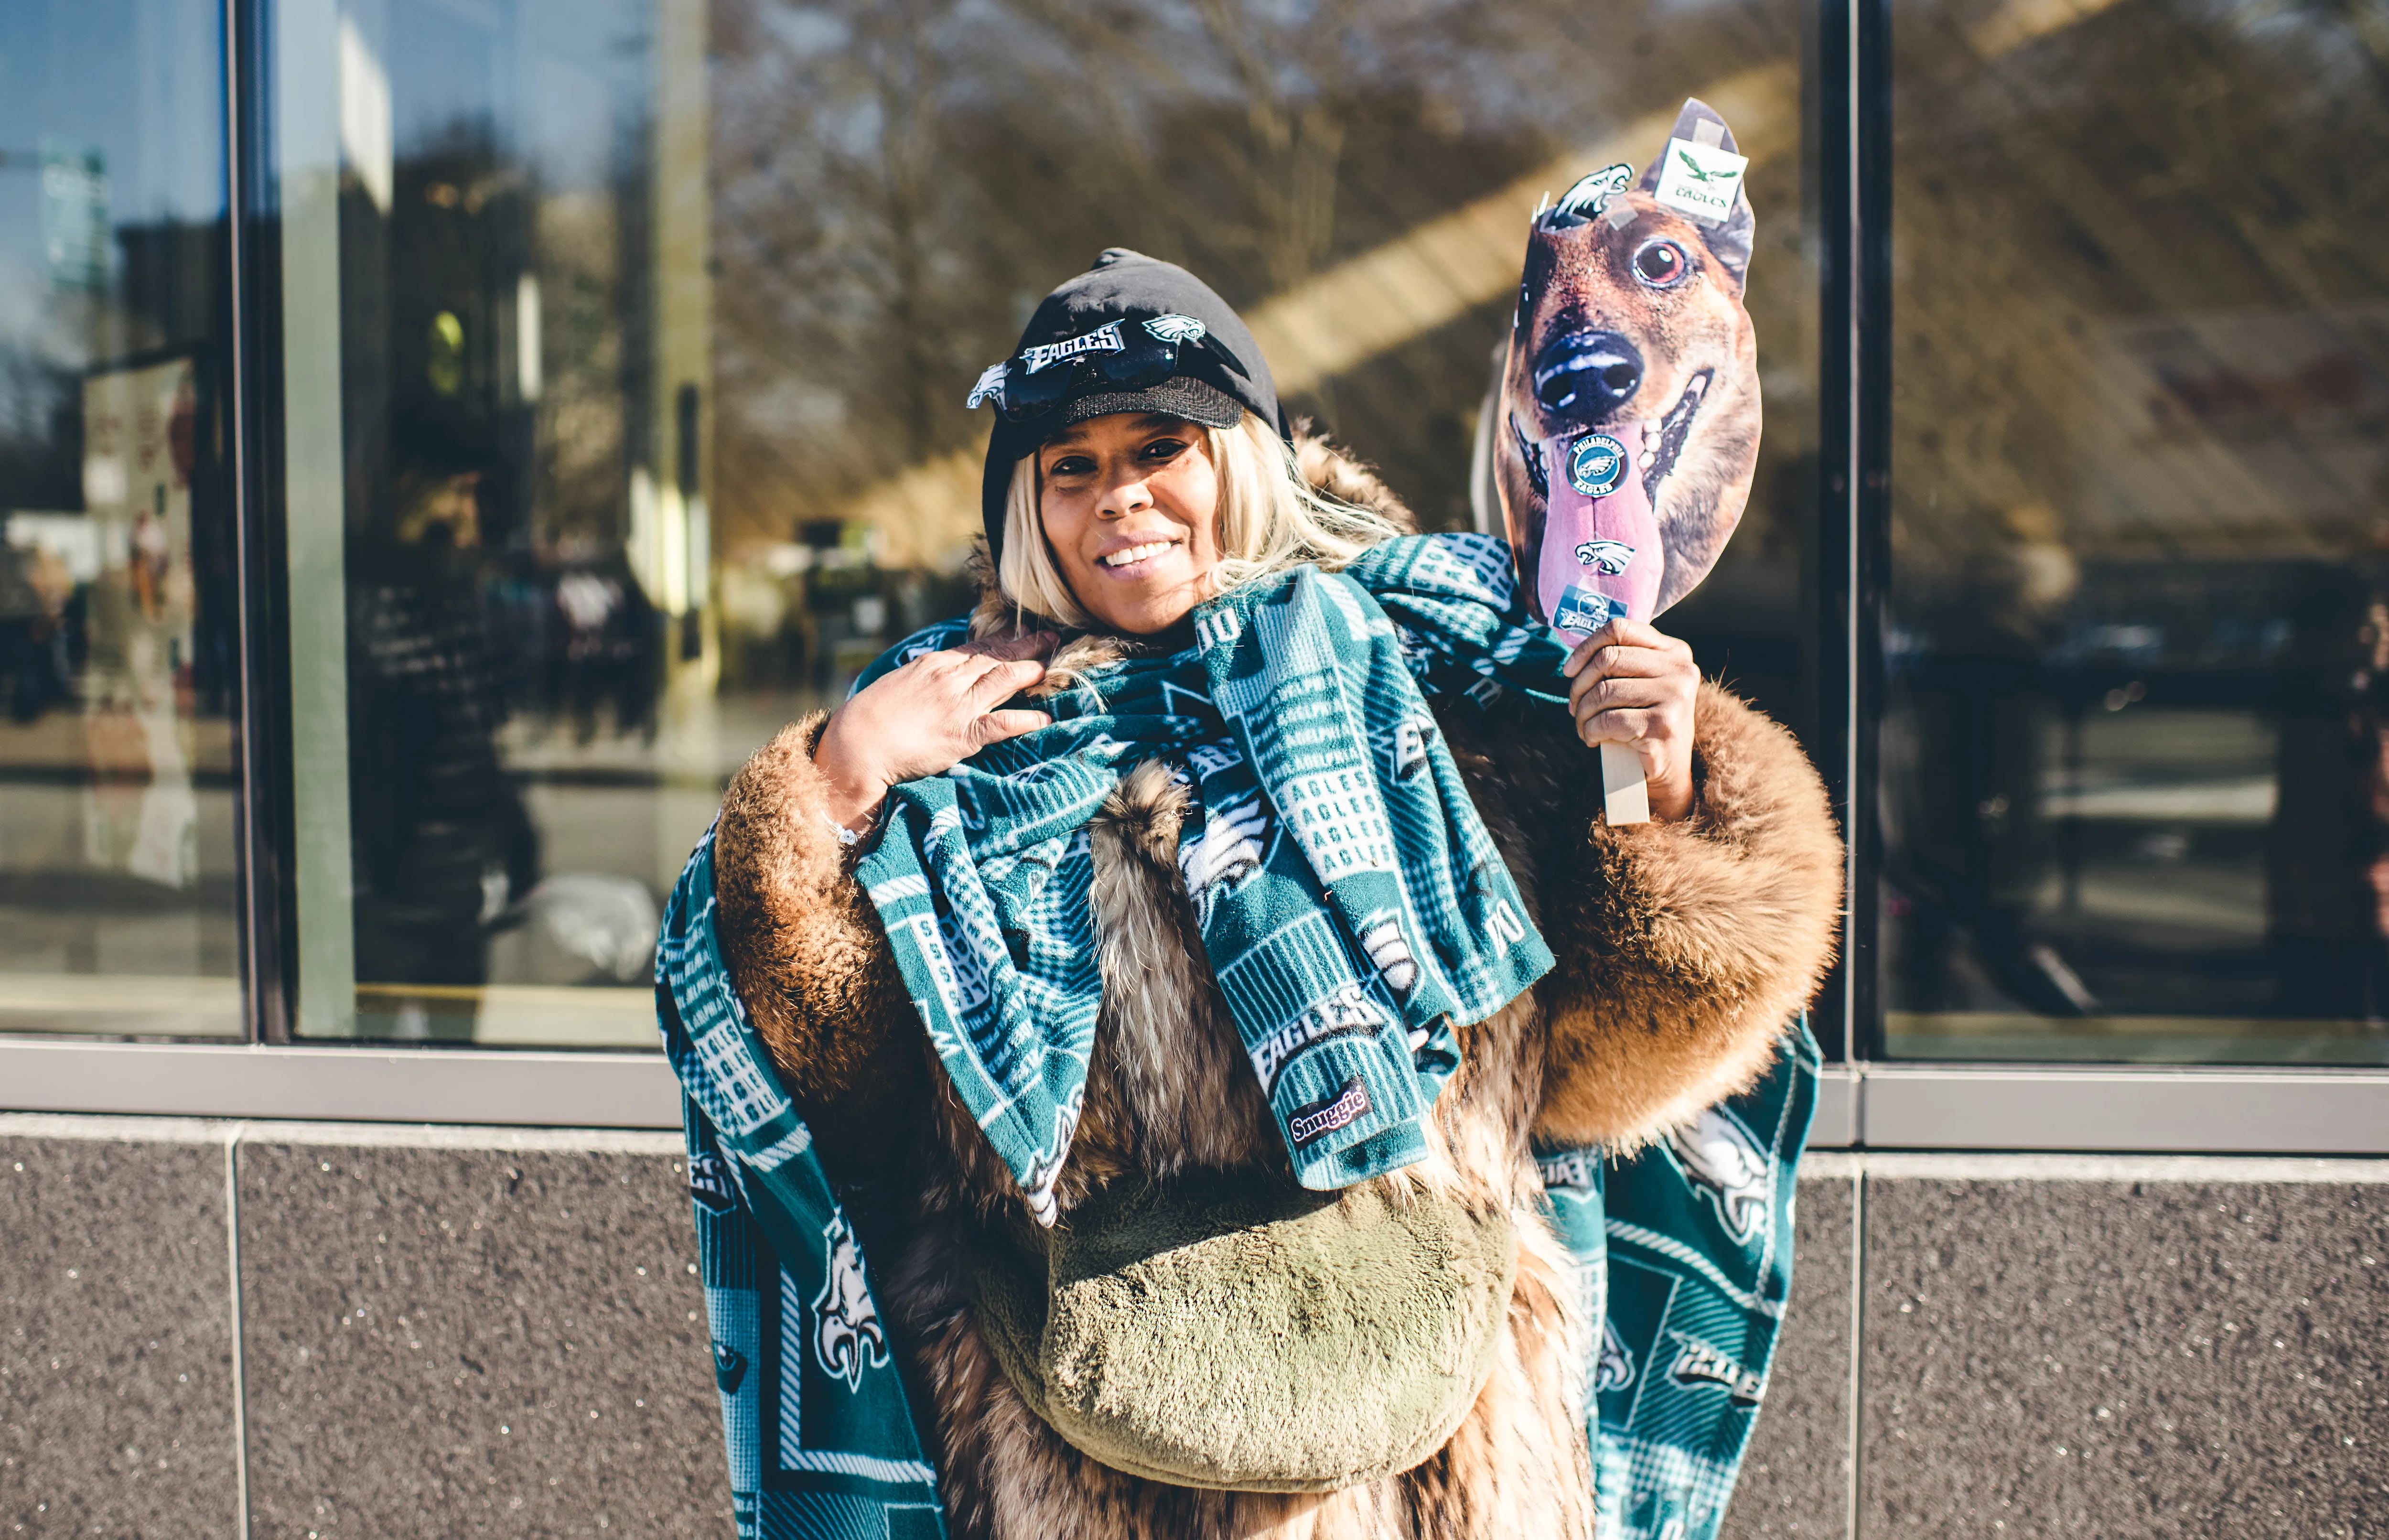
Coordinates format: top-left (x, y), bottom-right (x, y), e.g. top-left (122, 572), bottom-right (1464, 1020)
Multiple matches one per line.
top-left (1599, 740), bottom-right (1650, 826)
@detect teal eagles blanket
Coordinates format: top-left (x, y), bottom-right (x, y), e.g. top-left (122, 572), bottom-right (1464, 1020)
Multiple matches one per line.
top-left (851, 533), bottom-right (1562, 1221)
top-left (657, 530), bottom-right (1819, 1540)
top-left (661, 838), bottom-right (944, 1540)
top-left (1548, 1020), bottom-right (1819, 1540)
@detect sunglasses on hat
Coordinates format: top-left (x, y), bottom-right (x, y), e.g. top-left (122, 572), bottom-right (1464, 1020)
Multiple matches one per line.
top-left (966, 312), bottom-right (1247, 424)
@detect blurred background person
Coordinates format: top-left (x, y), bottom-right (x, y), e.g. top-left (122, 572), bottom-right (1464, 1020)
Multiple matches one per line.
top-left (347, 410), bottom-right (539, 1039)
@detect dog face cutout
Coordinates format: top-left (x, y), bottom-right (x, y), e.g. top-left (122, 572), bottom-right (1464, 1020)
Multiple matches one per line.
top-left (1487, 97), bottom-right (1763, 633)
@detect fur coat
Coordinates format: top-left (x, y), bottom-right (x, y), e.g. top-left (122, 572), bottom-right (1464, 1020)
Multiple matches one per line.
top-left (707, 440), bottom-right (1843, 1540)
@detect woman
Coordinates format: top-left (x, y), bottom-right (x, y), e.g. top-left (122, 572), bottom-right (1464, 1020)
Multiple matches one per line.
top-left (673, 250), bottom-right (1842, 1540)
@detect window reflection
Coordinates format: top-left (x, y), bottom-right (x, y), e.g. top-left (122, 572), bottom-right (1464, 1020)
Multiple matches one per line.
top-left (0, 3), bottom-right (239, 1037)
top-left (1883, 0), bottom-right (2389, 1060)
top-left (290, 0), bottom-right (1819, 1044)
top-left (708, 0), bottom-right (1821, 731)
top-left (290, 0), bottom-right (693, 1043)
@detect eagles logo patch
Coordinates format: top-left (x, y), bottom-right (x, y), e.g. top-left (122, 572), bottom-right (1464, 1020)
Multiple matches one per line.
top-left (1143, 312), bottom-right (1208, 345)
top-left (965, 360), bottom-right (1009, 409)
top-left (813, 1213), bottom-right (891, 1392)
top-left (1574, 538), bottom-right (1636, 575)
top-left (1550, 162), bottom-right (1635, 222)
top-left (1668, 1104), bottom-right (1773, 1245)
top-left (1567, 433), bottom-right (1628, 497)
top-left (1551, 584), bottom-right (1625, 638)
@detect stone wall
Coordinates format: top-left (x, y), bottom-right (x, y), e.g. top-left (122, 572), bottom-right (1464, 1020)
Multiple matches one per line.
top-left (5, 1117), bottom-right (2382, 1537)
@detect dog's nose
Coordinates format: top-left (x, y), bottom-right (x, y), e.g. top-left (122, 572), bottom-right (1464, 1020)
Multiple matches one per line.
top-left (1532, 331), bottom-right (1645, 425)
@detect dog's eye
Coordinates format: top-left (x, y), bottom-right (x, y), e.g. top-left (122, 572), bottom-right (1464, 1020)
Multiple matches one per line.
top-left (1633, 240), bottom-right (1690, 288)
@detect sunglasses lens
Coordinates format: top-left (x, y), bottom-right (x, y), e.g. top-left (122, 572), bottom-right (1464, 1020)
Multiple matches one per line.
top-left (998, 329), bottom-right (1196, 420)
top-left (999, 364), bottom-right (1075, 421)
top-left (1097, 340), bottom-right (1177, 389)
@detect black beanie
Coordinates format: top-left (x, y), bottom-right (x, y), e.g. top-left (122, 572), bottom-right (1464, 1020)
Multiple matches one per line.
top-left (977, 249), bottom-right (1289, 563)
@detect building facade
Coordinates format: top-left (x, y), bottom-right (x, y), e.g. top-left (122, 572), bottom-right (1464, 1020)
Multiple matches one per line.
top-left (1, 0), bottom-right (2384, 1535)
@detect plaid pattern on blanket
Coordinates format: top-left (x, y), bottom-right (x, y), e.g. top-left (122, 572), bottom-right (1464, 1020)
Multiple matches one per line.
top-left (851, 533), bottom-right (1567, 1219)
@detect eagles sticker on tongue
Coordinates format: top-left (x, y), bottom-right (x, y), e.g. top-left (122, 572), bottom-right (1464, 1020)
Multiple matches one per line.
top-left (1472, 96), bottom-right (1763, 824)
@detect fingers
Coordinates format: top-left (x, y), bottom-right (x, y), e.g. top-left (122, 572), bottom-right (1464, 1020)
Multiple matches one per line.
top-left (1573, 705), bottom-right (1668, 760)
top-left (1568, 670), bottom-right (1683, 717)
top-left (1573, 707), bottom-right (1682, 788)
top-left (905, 629), bottom-right (1049, 681)
top-left (1563, 617), bottom-right (1692, 680)
top-left (1570, 623), bottom-right (1696, 786)
top-left (1568, 649), bottom-right (1695, 717)
top-left (915, 635), bottom-right (1054, 709)
top-left (971, 707), bottom-right (1054, 746)
top-left (963, 655), bottom-right (1051, 708)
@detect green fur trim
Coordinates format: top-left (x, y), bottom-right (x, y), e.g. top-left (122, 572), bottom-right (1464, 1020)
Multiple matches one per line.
top-left (965, 1174), bottom-right (1517, 1492)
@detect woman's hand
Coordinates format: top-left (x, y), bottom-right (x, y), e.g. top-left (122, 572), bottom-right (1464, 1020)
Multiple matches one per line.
top-left (812, 631), bottom-right (1056, 832)
top-left (1562, 618), bottom-right (1700, 822)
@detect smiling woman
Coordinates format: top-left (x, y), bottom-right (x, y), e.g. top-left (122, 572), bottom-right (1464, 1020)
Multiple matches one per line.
top-left (672, 244), bottom-right (1844, 1540)
top-left (1022, 414), bottom-right (1225, 636)
top-left (1001, 413), bottom-right (1396, 637)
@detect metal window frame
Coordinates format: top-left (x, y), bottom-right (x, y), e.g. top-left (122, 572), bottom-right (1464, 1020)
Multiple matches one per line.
top-left (232, 0), bottom-right (296, 1046)
top-left (0, 1039), bottom-right (683, 1129)
top-left (8, 1045), bottom-right (2388, 1157)
top-left (1820, 0), bottom-right (1893, 1067)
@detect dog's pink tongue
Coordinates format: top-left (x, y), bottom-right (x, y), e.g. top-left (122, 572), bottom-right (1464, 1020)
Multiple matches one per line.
top-left (1538, 427), bottom-right (1662, 639)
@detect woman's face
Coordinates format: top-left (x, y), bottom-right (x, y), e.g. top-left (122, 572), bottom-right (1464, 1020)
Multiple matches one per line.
top-left (1037, 412), bottom-right (1222, 636)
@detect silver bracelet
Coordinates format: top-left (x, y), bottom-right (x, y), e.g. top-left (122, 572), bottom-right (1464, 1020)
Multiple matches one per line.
top-left (817, 808), bottom-right (866, 848)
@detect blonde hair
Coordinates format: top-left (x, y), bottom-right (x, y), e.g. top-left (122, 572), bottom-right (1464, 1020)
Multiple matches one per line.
top-left (996, 412), bottom-right (1404, 630)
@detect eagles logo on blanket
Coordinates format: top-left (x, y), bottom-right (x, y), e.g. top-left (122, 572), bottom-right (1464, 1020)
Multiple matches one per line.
top-left (1178, 789), bottom-right (1273, 922)
top-left (815, 1214), bottom-right (891, 1391)
top-left (1668, 1105), bottom-right (1773, 1246)
top-left (1595, 1319), bottom-right (1638, 1394)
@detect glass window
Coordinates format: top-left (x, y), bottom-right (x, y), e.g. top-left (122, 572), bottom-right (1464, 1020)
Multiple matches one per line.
top-left (273, 0), bottom-right (1820, 1045)
top-left (1882, 0), bottom-right (2389, 1061)
top-left (275, 0), bottom-right (700, 1044)
top-left (0, 3), bottom-right (241, 1038)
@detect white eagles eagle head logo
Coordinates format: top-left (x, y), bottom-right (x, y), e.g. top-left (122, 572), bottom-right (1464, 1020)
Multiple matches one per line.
top-left (1142, 312), bottom-right (1208, 345)
top-left (1573, 538), bottom-right (1636, 576)
top-left (1594, 1317), bottom-right (1638, 1394)
top-left (1177, 792), bottom-right (1272, 924)
top-left (1668, 1104), bottom-right (1772, 1246)
top-left (812, 1212), bottom-right (891, 1391)
top-left (1549, 162), bottom-right (1635, 221)
top-left (966, 360), bottom-right (1009, 410)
